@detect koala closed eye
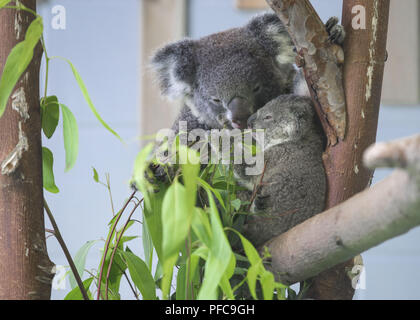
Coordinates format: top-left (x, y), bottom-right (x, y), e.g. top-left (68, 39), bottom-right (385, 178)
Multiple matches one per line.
top-left (253, 85), bottom-right (262, 93)
top-left (211, 97), bottom-right (222, 105)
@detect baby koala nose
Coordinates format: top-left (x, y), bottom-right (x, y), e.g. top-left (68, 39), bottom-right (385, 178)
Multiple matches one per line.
top-left (247, 113), bottom-right (257, 128)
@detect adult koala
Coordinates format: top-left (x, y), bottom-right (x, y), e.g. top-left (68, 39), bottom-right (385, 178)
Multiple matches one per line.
top-left (152, 13), bottom-right (297, 132)
top-left (152, 12), bottom-right (344, 132)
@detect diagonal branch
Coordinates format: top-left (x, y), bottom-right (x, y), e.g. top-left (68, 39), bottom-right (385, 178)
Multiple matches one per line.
top-left (264, 134), bottom-right (420, 286)
top-left (267, 0), bottom-right (347, 145)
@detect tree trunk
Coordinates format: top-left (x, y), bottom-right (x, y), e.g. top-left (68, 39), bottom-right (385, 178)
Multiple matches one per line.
top-left (305, 0), bottom-right (390, 300)
top-left (0, 1), bottom-right (54, 299)
top-left (266, 0), bottom-right (390, 299)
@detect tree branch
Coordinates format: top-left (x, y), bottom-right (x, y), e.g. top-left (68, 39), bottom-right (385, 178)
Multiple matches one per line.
top-left (267, 0), bottom-right (346, 145)
top-left (265, 134), bottom-right (420, 286)
top-left (44, 199), bottom-right (89, 301)
top-left (266, 0), bottom-right (391, 299)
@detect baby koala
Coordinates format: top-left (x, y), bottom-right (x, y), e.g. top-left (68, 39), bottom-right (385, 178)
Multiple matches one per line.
top-left (234, 95), bottom-right (326, 248)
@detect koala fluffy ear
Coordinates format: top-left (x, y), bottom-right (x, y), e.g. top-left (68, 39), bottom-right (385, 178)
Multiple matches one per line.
top-left (247, 13), bottom-right (295, 65)
top-left (151, 39), bottom-right (196, 100)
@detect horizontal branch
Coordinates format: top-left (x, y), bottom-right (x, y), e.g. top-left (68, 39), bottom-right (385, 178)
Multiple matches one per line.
top-left (265, 134), bottom-right (420, 285)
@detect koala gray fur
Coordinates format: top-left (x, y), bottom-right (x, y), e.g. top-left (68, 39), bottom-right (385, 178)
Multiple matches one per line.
top-left (234, 95), bottom-right (326, 248)
top-left (152, 13), bottom-right (296, 131)
top-left (151, 13), bottom-right (344, 246)
top-left (152, 14), bottom-right (344, 133)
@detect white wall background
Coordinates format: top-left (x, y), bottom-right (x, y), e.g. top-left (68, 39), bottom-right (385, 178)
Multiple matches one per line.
top-left (37, 0), bottom-right (420, 300)
top-left (37, 0), bottom-right (141, 300)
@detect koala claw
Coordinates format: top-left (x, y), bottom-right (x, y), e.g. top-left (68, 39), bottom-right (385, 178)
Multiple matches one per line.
top-left (325, 17), bottom-right (339, 33)
top-left (325, 17), bottom-right (346, 45)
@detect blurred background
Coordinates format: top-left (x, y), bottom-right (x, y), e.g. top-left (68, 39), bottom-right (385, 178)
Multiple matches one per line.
top-left (36, 0), bottom-right (420, 299)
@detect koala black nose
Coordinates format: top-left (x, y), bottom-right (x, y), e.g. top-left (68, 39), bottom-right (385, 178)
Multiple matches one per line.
top-left (228, 97), bottom-right (252, 129)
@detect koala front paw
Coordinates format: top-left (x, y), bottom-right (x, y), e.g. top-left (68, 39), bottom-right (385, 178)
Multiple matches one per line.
top-left (325, 17), bottom-right (346, 45)
top-left (149, 163), bottom-right (176, 184)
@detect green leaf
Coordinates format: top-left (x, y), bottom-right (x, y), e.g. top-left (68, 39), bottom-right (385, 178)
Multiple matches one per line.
top-left (40, 96), bottom-right (59, 139)
top-left (60, 104), bottom-right (79, 172)
top-left (230, 199), bottom-right (242, 212)
top-left (122, 251), bottom-right (156, 300)
top-left (191, 208), bottom-right (212, 247)
top-left (197, 177), bottom-right (225, 210)
top-left (42, 147), bottom-right (59, 193)
top-left (142, 214), bottom-right (153, 269)
top-left (54, 57), bottom-right (122, 143)
top-left (228, 228), bottom-right (280, 300)
top-left (0, 17), bottom-right (43, 119)
top-left (219, 253), bottom-right (236, 300)
top-left (142, 186), bottom-right (166, 262)
top-left (64, 277), bottom-right (93, 300)
top-left (162, 181), bottom-right (191, 257)
top-left (0, 1), bottom-right (12, 9)
top-left (179, 146), bottom-right (200, 210)
top-left (132, 143), bottom-right (155, 206)
top-left (92, 167), bottom-right (99, 183)
top-left (161, 179), bottom-right (192, 299)
top-left (176, 264), bottom-right (187, 300)
top-left (197, 191), bottom-right (233, 300)
top-left (261, 271), bottom-right (275, 300)
top-left (69, 240), bottom-right (98, 289)
top-left (247, 263), bottom-right (259, 299)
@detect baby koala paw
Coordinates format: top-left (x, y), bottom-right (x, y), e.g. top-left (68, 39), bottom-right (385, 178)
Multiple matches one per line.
top-left (325, 17), bottom-right (346, 45)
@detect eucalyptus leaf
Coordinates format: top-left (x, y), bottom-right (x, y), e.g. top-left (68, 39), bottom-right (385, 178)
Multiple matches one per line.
top-left (122, 251), bottom-right (156, 300)
top-left (0, 1), bottom-right (12, 9)
top-left (197, 191), bottom-right (232, 300)
top-left (69, 240), bottom-right (98, 289)
top-left (54, 57), bottom-right (122, 142)
top-left (0, 17), bottom-right (43, 119)
top-left (161, 179), bottom-right (191, 299)
top-left (92, 167), bottom-right (99, 183)
top-left (142, 216), bottom-right (153, 269)
top-left (230, 198), bottom-right (242, 212)
top-left (261, 271), bottom-right (275, 300)
top-left (64, 277), bottom-right (93, 300)
top-left (40, 96), bottom-right (59, 139)
top-left (42, 147), bottom-right (59, 193)
top-left (60, 104), bottom-right (79, 172)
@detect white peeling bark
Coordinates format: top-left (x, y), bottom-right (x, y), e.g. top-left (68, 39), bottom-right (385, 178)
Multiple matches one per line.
top-left (265, 134), bottom-right (420, 285)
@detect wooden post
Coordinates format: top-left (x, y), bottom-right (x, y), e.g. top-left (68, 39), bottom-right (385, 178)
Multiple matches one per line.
top-left (140, 0), bottom-right (187, 139)
top-left (0, 1), bottom-right (54, 299)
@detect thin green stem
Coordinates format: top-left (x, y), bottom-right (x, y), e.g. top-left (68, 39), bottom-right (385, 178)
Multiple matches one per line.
top-left (105, 173), bottom-right (116, 216)
top-left (96, 190), bottom-right (136, 300)
top-left (40, 35), bottom-right (50, 99)
top-left (4, 4), bottom-right (38, 17)
top-left (105, 198), bottom-right (142, 300)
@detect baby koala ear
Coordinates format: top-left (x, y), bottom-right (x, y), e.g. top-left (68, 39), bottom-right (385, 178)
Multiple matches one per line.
top-left (151, 39), bottom-right (196, 100)
top-left (246, 13), bottom-right (295, 65)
